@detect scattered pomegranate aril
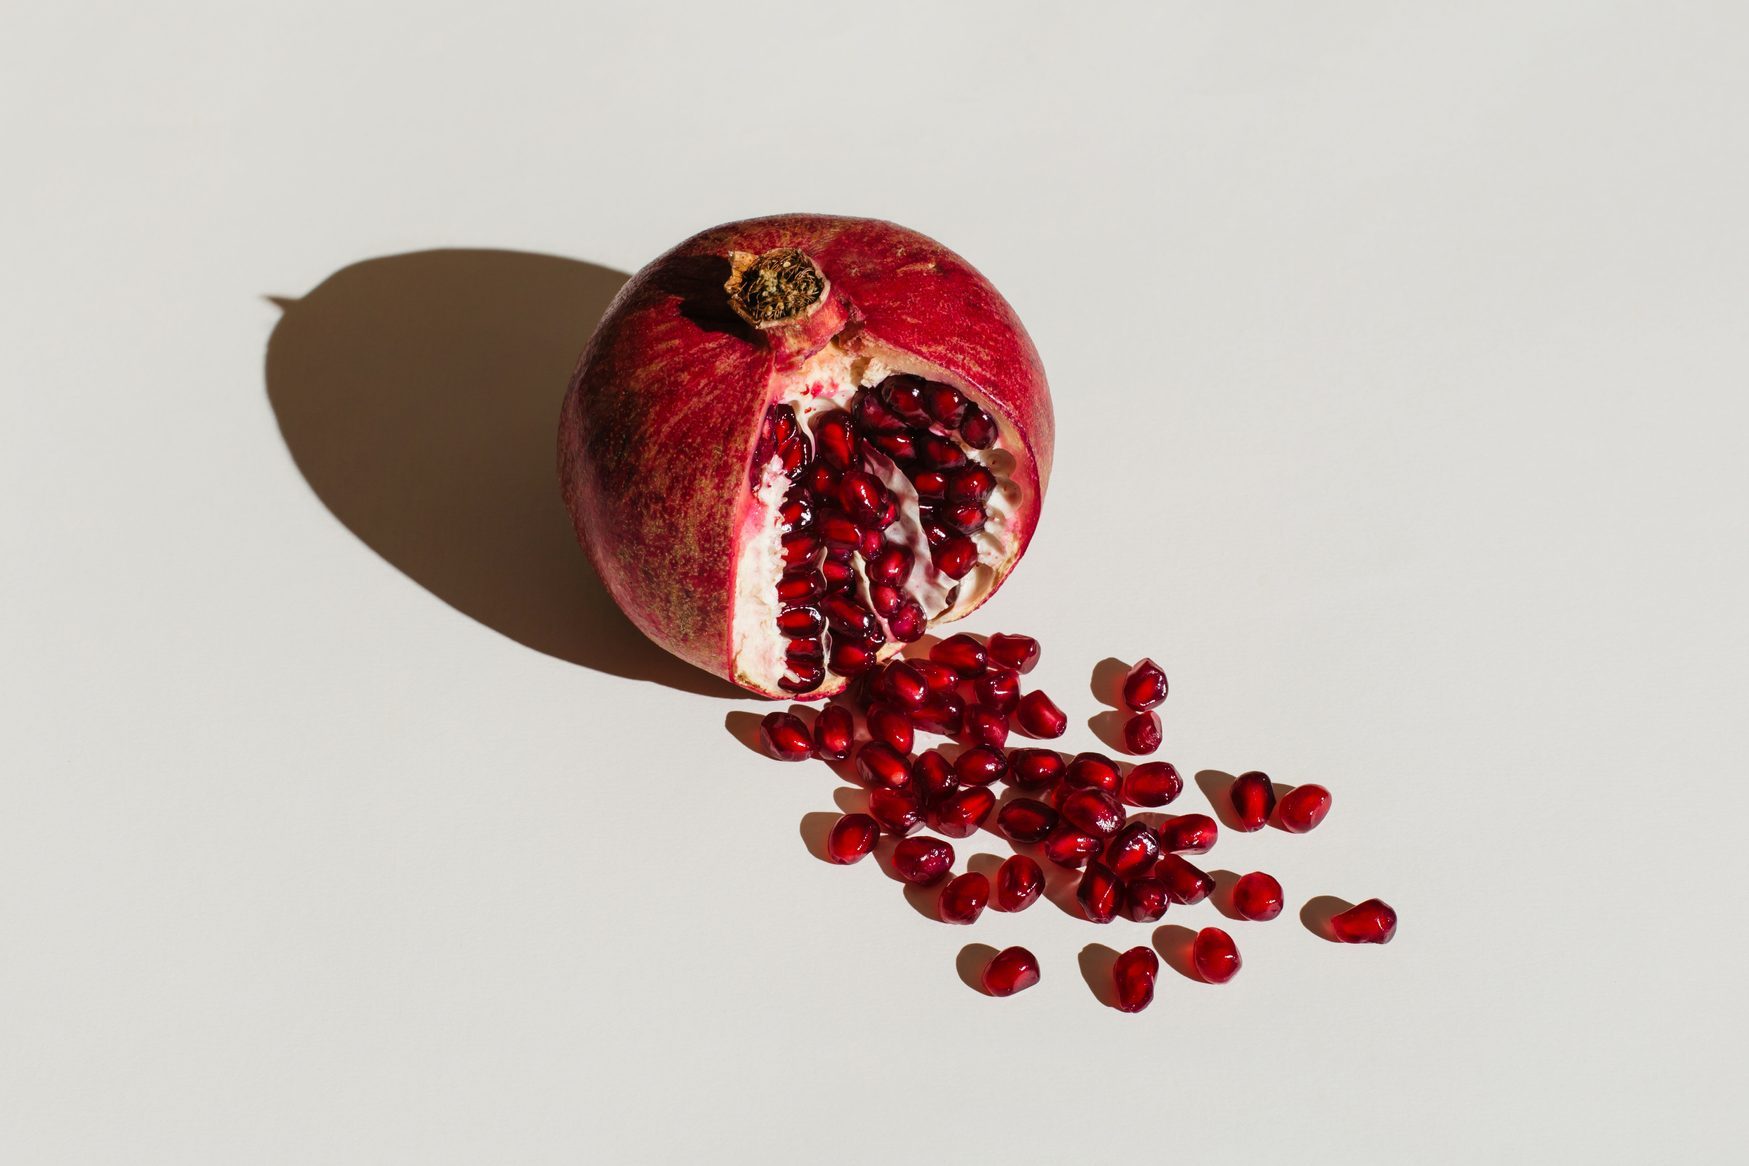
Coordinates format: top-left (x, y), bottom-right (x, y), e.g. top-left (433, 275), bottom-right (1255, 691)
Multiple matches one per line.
top-left (1192, 928), bottom-right (1242, 983)
top-left (954, 745), bottom-right (1009, 787)
top-left (912, 694), bottom-right (965, 737)
top-left (1063, 752), bottom-right (1122, 794)
top-left (1077, 862), bottom-right (1123, 923)
top-left (962, 705), bottom-right (1010, 748)
top-left (1105, 821), bottom-right (1162, 879)
top-left (826, 814), bottom-right (879, 864)
top-left (981, 946), bottom-right (1040, 997)
top-left (812, 704), bottom-right (854, 761)
top-left (1015, 691), bottom-right (1068, 738)
top-left (1113, 946), bottom-right (1159, 1013)
top-left (759, 712), bottom-right (812, 761)
top-left (1156, 853), bottom-right (1216, 905)
top-left (986, 633), bottom-right (1040, 674)
top-left (910, 660), bottom-right (959, 695)
top-left (1122, 658), bottom-right (1168, 711)
top-left (939, 872), bottom-right (990, 924)
top-left (892, 836), bottom-right (955, 886)
top-left (855, 741), bottom-right (913, 790)
top-left (1230, 771), bottom-right (1276, 832)
top-left (1043, 825), bottom-right (1104, 869)
top-left (997, 798), bottom-right (1059, 844)
top-left (828, 637), bottom-right (879, 677)
top-left (973, 668), bottom-right (1021, 714)
top-left (1232, 872), bottom-right (1285, 921)
top-left (1006, 748), bottom-right (1065, 789)
top-left (1330, 898), bottom-right (1398, 944)
top-left (881, 661), bottom-right (929, 709)
top-left (995, 855), bottom-right (1045, 911)
top-left (1122, 761), bottom-right (1183, 807)
top-left (1158, 814), bottom-right (1218, 854)
top-left (1122, 878), bottom-right (1168, 922)
top-left (868, 788), bottom-right (923, 837)
top-left (931, 786), bottom-right (996, 838)
top-left (912, 749), bottom-right (958, 802)
top-left (1061, 788), bottom-right (1125, 839)
top-left (1276, 784), bottom-right (1333, 833)
top-left (930, 633), bottom-right (988, 678)
top-left (1121, 711), bottom-right (1162, 755)
top-left (866, 703), bottom-right (915, 755)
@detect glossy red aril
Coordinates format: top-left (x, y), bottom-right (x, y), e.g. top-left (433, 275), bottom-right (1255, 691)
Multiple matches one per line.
top-left (1232, 872), bottom-right (1285, 921)
top-left (987, 633), bottom-right (1040, 674)
top-left (759, 711), bottom-right (813, 761)
top-left (962, 705), bottom-right (1010, 748)
top-left (855, 741), bottom-right (913, 789)
top-left (1043, 825), bottom-right (1104, 869)
top-left (1330, 898), bottom-right (1398, 944)
top-left (1007, 748), bottom-right (1065, 789)
top-left (892, 836), bottom-right (955, 886)
top-left (973, 667), bottom-right (1021, 713)
top-left (912, 694), bottom-right (965, 737)
top-left (909, 660), bottom-right (958, 695)
top-left (1014, 690), bottom-right (1067, 738)
top-left (982, 946), bottom-right (1041, 997)
top-left (954, 745), bottom-right (1009, 787)
top-left (939, 872), bottom-right (990, 924)
top-left (1077, 862), bottom-right (1123, 923)
top-left (1113, 946), bottom-right (1159, 1013)
top-left (868, 788), bottom-right (923, 836)
top-left (826, 814), bottom-right (879, 864)
top-left (880, 661), bottom-right (929, 709)
top-left (866, 703), bottom-right (915, 754)
top-left (912, 749), bottom-right (958, 802)
top-left (1122, 761), bottom-right (1182, 807)
top-left (1063, 752), bottom-right (1122, 794)
top-left (1158, 814), bottom-right (1218, 854)
top-left (931, 786), bottom-right (996, 838)
top-left (930, 634), bottom-right (988, 678)
top-left (1061, 788), bottom-right (1125, 839)
top-left (997, 798), bottom-right (1059, 844)
top-left (1122, 658), bottom-right (1168, 711)
top-left (1156, 853), bottom-right (1216, 905)
top-left (1277, 784), bottom-right (1333, 833)
top-left (1105, 821), bottom-right (1161, 879)
top-left (1122, 711), bottom-right (1162, 755)
top-left (1230, 771), bottom-right (1276, 832)
top-left (1122, 878), bottom-right (1168, 922)
top-left (812, 705), bottom-right (854, 761)
top-left (1192, 928), bottom-right (1242, 983)
top-left (995, 855), bottom-right (1045, 911)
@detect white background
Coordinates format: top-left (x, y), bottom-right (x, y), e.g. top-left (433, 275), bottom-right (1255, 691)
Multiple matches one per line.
top-left (5, 2), bottom-right (1746, 1162)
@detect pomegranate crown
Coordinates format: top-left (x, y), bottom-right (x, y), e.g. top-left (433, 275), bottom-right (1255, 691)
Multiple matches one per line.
top-left (725, 248), bottom-right (829, 328)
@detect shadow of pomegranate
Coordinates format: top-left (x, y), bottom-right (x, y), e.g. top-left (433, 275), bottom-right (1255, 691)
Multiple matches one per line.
top-left (1077, 943), bottom-right (1123, 1008)
top-left (1300, 895), bottom-right (1355, 942)
top-left (1194, 769), bottom-right (1246, 830)
top-left (264, 248), bottom-right (739, 697)
top-left (1206, 868), bottom-right (1248, 922)
top-left (957, 943), bottom-right (999, 995)
top-left (1152, 923), bottom-right (1200, 981)
top-left (798, 812), bottom-right (840, 863)
top-left (1088, 657), bottom-right (1128, 708)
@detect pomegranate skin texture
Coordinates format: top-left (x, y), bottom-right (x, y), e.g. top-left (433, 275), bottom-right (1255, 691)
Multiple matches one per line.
top-left (559, 214), bottom-right (1054, 698)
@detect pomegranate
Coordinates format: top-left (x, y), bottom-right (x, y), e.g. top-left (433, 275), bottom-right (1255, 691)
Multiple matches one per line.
top-left (1232, 872), bottom-right (1285, 921)
top-left (1192, 928), bottom-right (1242, 983)
top-left (1113, 946), bottom-right (1159, 1013)
top-left (1331, 898), bottom-right (1398, 944)
top-left (558, 216), bottom-right (1054, 698)
top-left (939, 872), bottom-right (990, 924)
top-left (981, 946), bottom-right (1041, 997)
top-left (1277, 784), bottom-right (1333, 833)
top-left (826, 814), bottom-right (879, 864)
top-left (995, 855), bottom-right (1045, 911)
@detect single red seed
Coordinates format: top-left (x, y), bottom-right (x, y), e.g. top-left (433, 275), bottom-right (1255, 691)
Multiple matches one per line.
top-left (870, 432), bottom-right (916, 462)
top-left (880, 375), bottom-right (932, 426)
top-left (1330, 898), bottom-right (1398, 944)
top-left (826, 813), bottom-right (878, 864)
top-left (933, 536), bottom-right (978, 579)
top-left (916, 433), bottom-right (968, 471)
top-left (1156, 853), bottom-right (1216, 905)
top-left (1192, 927), bottom-right (1242, 983)
top-left (1043, 825), bottom-right (1104, 869)
top-left (1105, 821), bottom-right (1161, 879)
top-left (892, 836), bottom-right (954, 886)
top-left (776, 568), bottom-right (825, 605)
top-left (867, 544), bottom-right (913, 586)
top-left (972, 667), bottom-right (1021, 714)
top-left (959, 406), bottom-right (997, 449)
top-left (1077, 862), bottom-right (1123, 923)
top-left (1062, 788), bottom-right (1125, 838)
top-left (835, 470), bottom-right (886, 527)
top-left (1122, 877), bottom-right (1169, 922)
top-left (1122, 657), bottom-right (1169, 711)
top-left (1230, 771), bottom-right (1276, 832)
top-left (779, 663), bottom-right (825, 694)
top-left (886, 600), bottom-right (927, 642)
top-left (962, 705), bottom-right (1010, 748)
top-left (776, 604), bottom-right (824, 638)
top-left (910, 660), bottom-right (959, 695)
top-left (995, 855), bottom-right (1044, 911)
top-left (778, 495), bottom-right (814, 535)
top-left (816, 511), bottom-right (862, 549)
top-left (820, 556), bottom-right (858, 594)
top-left (981, 946), bottom-right (1040, 996)
top-left (785, 638), bottom-right (823, 667)
top-left (866, 703), bottom-right (915, 754)
top-left (869, 582), bottom-right (904, 618)
top-left (853, 389), bottom-right (906, 434)
top-left (820, 593), bottom-right (876, 638)
top-left (945, 466), bottom-right (995, 507)
top-left (1276, 784), bottom-right (1333, 833)
top-left (1113, 946), bottom-right (1159, 1013)
top-left (912, 469), bottom-right (947, 500)
top-left (758, 712), bottom-right (812, 761)
top-left (939, 872), bottom-right (990, 924)
top-left (1015, 690), bottom-right (1068, 738)
top-left (1122, 761), bottom-right (1183, 807)
top-left (1158, 814), bottom-right (1218, 854)
top-left (931, 786), bottom-right (996, 838)
top-left (1006, 748), bottom-right (1065, 789)
top-left (929, 633), bottom-right (988, 678)
top-left (922, 382), bottom-right (966, 427)
top-left (1232, 872), bottom-right (1285, 921)
top-left (912, 749), bottom-right (958, 802)
top-left (812, 409), bottom-right (860, 470)
top-left (855, 741), bottom-right (913, 790)
top-left (942, 502), bottom-right (987, 534)
top-left (828, 637), bottom-right (880, 677)
top-left (912, 693), bottom-right (965, 737)
top-left (986, 633), bottom-right (1040, 674)
top-left (882, 661), bottom-right (929, 709)
top-left (997, 798), bottom-right (1059, 844)
top-left (1122, 711), bottom-right (1162, 755)
top-left (781, 532), bottom-right (821, 568)
top-left (803, 462), bottom-right (840, 499)
top-left (954, 745), bottom-right (1009, 786)
top-left (860, 525), bottom-right (888, 557)
top-left (867, 788), bottom-right (923, 836)
top-left (1063, 752), bottom-right (1122, 794)
top-left (811, 705), bottom-right (854, 761)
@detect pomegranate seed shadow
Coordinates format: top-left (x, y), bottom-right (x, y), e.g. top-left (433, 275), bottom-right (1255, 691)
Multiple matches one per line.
top-left (1194, 770), bottom-right (1247, 831)
top-left (1076, 944), bottom-right (1123, 1009)
top-left (957, 944), bottom-right (1000, 995)
top-left (1299, 895), bottom-right (1356, 942)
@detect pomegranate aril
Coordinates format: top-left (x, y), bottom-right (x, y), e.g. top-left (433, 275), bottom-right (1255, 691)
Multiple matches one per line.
top-left (1232, 872), bottom-right (1285, 922)
top-left (828, 637), bottom-right (879, 677)
top-left (880, 375), bottom-right (932, 426)
top-left (776, 568), bottom-right (825, 605)
top-left (1062, 788), bottom-right (1125, 838)
top-left (855, 741), bottom-right (913, 790)
top-left (812, 704), bottom-right (854, 761)
top-left (778, 495), bottom-right (814, 535)
top-left (883, 661), bottom-right (929, 709)
top-left (1330, 898), bottom-right (1398, 944)
top-left (1007, 748), bottom-right (1065, 789)
top-left (819, 594), bottom-right (875, 638)
top-left (911, 661), bottom-right (959, 695)
top-left (961, 705), bottom-right (1010, 748)
top-left (953, 745), bottom-right (1009, 786)
top-left (913, 433), bottom-right (966, 472)
top-left (912, 469), bottom-right (947, 500)
top-left (892, 836), bottom-right (954, 886)
top-left (822, 557), bottom-right (858, 594)
top-left (922, 382), bottom-right (966, 427)
top-left (1113, 946), bottom-right (1159, 1013)
top-left (1122, 711), bottom-right (1162, 755)
top-left (803, 462), bottom-right (840, 498)
top-left (868, 788), bottom-right (923, 836)
top-left (1192, 927), bottom-right (1242, 983)
top-left (1158, 814), bottom-right (1218, 854)
top-left (1156, 853), bottom-right (1216, 905)
top-left (1122, 878), bottom-right (1169, 923)
top-left (997, 798), bottom-right (1059, 844)
top-left (836, 470), bottom-right (886, 526)
top-left (995, 855), bottom-right (1044, 911)
top-left (1122, 658), bottom-right (1168, 711)
top-left (813, 410), bottom-right (860, 470)
top-left (887, 600), bottom-right (927, 642)
top-left (959, 406), bottom-right (997, 449)
top-left (944, 465), bottom-right (996, 506)
top-left (779, 663), bottom-right (825, 694)
top-left (912, 693), bottom-right (965, 736)
top-left (1105, 821), bottom-right (1161, 879)
top-left (867, 544), bottom-right (912, 586)
top-left (826, 813), bottom-right (879, 864)
top-left (764, 403), bottom-right (800, 447)
top-left (1230, 770), bottom-right (1276, 832)
top-left (939, 872), bottom-right (990, 924)
top-left (986, 633), bottom-right (1039, 674)
top-left (869, 583), bottom-right (904, 618)
top-left (1276, 784), bottom-right (1333, 833)
top-left (1063, 752), bottom-right (1122, 794)
top-left (919, 512), bottom-right (952, 547)
top-left (781, 532), bottom-right (821, 568)
top-left (933, 536), bottom-right (978, 580)
top-left (870, 432), bottom-right (916, 462)
top-left (942, 502), bottom-right (987, 535)
top-left (932, 786), bottom-right (996, 838)
top-left (973, 667), bottom-right (1021, 714)
top-left (776, 604), bottom-right (823, 639)
top-left (981, 946), bottom-right (1040, 997)
top-left (866, 703), bottom-right (915, 754)
top-left (1015, 690), bottom-right (1068, 738)
top-left (854, 389), bottom-right (907, 434)
top-left (816, 512), bottom-right (863, 549)
top-left (929, 634), bottom-right (987, 678)
top-left (1122, 761), bottom-right (1183, 807)
top-left (1043, 825), bottom-right (1103, 869)
top-left (912, 749), bottom-right (958, 802)
top-left (1077, 862), bottom-right (1123, 923)
top-left (758, 711), bottom-right (812, 761)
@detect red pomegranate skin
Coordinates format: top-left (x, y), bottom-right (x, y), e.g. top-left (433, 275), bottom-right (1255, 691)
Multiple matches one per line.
top-left (558, 214), bottom-right (1054, 697)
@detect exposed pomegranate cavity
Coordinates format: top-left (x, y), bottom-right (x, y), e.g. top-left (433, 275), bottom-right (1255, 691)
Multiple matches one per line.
top-left (1230, 771), bottom-right (1276, 832)
top-left (1113, 946), bottom-right (1159, 1013)
top-left (995, 855), bottom-right (1045, 911)
top-left (1014, 691), bottom-right (1068, 738)
top-left (939, 872), bottom-right (990, 924)
top-left (760, 712), bottom-right (813, 761)
top-left (1277, 784), bottom-right (1333, 833)
top-left (1192, 928), bottom-right (1242, 983)
top-left (1122, 761), bottom-right (1183, 807)
top-left (1122, 658), bottom-right (1168, 711)
top-left (827, 814), bottom-right (879, 864)
top-left (559, 216), bottom-right (1053, 698)
top-left (1330, 898), bottom-right (1398, 944)
top-left (982, 946), bottom-right (1041, 997)
top-left (1232, 872), bottom-right (1285, 921)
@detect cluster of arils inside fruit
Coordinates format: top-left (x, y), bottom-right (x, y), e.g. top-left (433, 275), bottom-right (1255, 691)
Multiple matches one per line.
top-left (756, 633), bottom-right (1397, 1008)
top-left (754, 374), bottom-right (1002, 695)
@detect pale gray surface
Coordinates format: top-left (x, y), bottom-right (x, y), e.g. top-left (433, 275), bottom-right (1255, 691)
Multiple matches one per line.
top-left (4, 2), bottom-right (1746, 1162)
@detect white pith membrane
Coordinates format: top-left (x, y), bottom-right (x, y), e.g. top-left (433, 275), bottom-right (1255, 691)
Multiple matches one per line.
top-left (730, 341), bottom-right (1025, 696)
